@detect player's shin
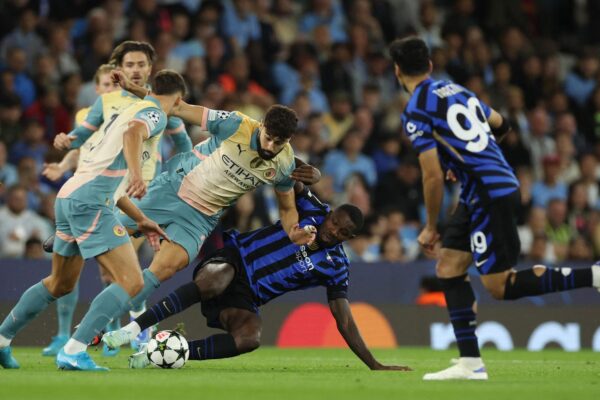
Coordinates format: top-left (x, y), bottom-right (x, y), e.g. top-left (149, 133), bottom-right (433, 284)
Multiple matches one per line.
top-left (56, 282), bottom-right (79, 337)
top-left (0, 281), bottom-right (56, 345)
top-left (127, 269), bottom-right (161, 311)
top-left (503, 265), bottom-right (595, 300)
top-left (188, 334), bottom-right (239, 360)
top-left (64, 283), bottom-right (131, 355)
top-left (439, 274), bottom-right (480, 358)
top-left (134, 282), bottom-right (202, 331)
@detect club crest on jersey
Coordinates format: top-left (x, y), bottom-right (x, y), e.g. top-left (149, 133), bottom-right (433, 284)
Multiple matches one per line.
top-left (113, 225), bottom-right (126, 237)
top-left (264, 168), bottom-right (276, 179)
top-left (406, 122), bottom-right (417, 133)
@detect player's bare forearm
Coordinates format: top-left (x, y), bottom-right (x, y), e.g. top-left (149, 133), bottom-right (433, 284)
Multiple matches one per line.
top-left (419, 148), bottom-right (444, 229)
top-left (172, 101), bottom-right (206, 126)
top-left (112, 70), bottom-right (148, 99)
top-left (276, 189), bottom-right (299, 235)
top-left (122, 121), bottom-right (147, 178)
top-left (60, 149), bottom-right (80, 171)
top-left (116, 196), bottom-right (145, 223)
top-left (329, 298), bottom-right (379, 369)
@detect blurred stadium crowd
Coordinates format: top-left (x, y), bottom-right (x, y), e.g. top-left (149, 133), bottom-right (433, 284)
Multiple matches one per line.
top-left (1, 0), bottom-right (600, 266)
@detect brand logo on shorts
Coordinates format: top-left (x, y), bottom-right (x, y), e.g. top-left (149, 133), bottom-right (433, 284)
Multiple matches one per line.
top-left (113, 225), bottom-right (126, 237)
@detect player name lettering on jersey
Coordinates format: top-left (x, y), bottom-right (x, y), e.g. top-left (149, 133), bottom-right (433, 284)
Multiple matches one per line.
top-left (432, 83), bottom-right (465, 98)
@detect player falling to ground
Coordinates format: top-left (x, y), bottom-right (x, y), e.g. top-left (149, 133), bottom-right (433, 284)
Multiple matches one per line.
top-left (93, 75), bottom-right (317, 331)
top-left (44, 41), bottom-right (193, 355)
top-left (103, 180), bottom-right (411, 372)
top-left (389, 37), bottom-right (600, 381)
top-left (0, 70), bottom-right (186, 371)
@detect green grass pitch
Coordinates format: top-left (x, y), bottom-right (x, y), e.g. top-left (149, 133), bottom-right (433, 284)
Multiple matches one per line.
top-left (1, 347), bottom-right (599, 400)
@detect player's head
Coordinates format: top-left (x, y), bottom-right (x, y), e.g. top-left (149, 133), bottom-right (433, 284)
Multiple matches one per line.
top-left (318, 204), bottom-right (364, 247)
top-left (94, 64), bottom-right (119, 95)
top-left (388, 37), bottom-right (432, 89)
top-left (110, 40), bottom-right (156, 87)
top-left (258, 105), bottom-right (298, 160)
top-left (152, 69), bottom-right (187, 114)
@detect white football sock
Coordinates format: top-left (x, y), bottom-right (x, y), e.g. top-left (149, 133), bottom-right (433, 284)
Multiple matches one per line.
top-left (592, 265), bottom-right (600, 288)
top-left (0, 334), bottom-right (11, 348)
top-left (123, 321), bottom-right (141, 337)
top-left (63, 338), bottom-right (87, 355)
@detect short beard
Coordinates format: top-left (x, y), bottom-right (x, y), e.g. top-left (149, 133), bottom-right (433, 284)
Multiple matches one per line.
top-left (257, 132), bottom-right (277, 160)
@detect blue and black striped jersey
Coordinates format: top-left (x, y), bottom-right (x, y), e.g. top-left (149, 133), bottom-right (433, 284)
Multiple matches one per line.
top-left (224, 188), bottom-right (349, 305)
top-left (402, 78), bottom-right (519, 205)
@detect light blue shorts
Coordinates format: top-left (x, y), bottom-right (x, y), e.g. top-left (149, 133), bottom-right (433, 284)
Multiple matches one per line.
top-left (118, 172), bottom-right (221, 263)
top-left (54, 198), bottom-right (130, 259)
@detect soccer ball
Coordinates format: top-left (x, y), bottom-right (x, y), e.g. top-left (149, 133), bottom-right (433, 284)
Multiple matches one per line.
top-left (146, 330), bottom-right (189, 369)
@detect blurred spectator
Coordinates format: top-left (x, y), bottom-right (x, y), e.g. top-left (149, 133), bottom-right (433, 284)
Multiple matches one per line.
top-left (322, 91), bottom-right (354, 146)
top-left (16, 156), bottom-right (53, 212)
top-left (499, 129), bottom-right (531, 169)
top-left (299, 0), bottom-right (347, 43)
top-left (531, 154), bottom-right (568, 208)
top-left (568, 235), bottom-right (594, 261)
top-left (23, 85), bottom-right (72, 141)
top-left (526, 107), bottom-right (556, 180)
top-left (375, 158), bottom-right (423, 223)
top-left (183, 56), bottom-right (207, 105)
top-left (416, 1), bottom-right (443, 49)
top-left (23, 237), bottom-right (44, 259)
top-left (528, 233), bottom-right (555, 264)
top-left (519, 207), bottom-right (549, 258)
top-left (3, 47), bottom-right (36, 108)
top-left (0, 141), bottom-right (18, 201)
top-left (0, 93), bottom-right (23, 147)
top-left (545, 198), bottom-right (573, 261)
top-left (568, 181), bottom-right (594, 236)
top-left (564, 48), bottom-right (599, 108)
top-left (577, 152), bottom-right (600, 207)
top-left (322, 129), bottom-right (376, 193)
top-left (0, 185), bottom-right (51, 258)
top-left (221, 0), bottom-right (261, 52)
top-left (379, 232), bottom-right (405, 262)
top-left (371, 134), bottom-right (400, 178)
top-left (0, 8), bottom-right (44, 69)
top-left (555, 132), bottom-right (580, 185)
top-left (46, 26), bottom-right (80, 78)
top-left (9, 119), bottom-right (48, 172)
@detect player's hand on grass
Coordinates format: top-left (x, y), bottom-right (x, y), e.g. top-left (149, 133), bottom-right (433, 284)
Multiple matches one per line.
top-left (42, 162), bottom-right (66, 181)
top-left (291, 164), bottom-right (321, 185)
top-left (418, 225), bottom-right (440, 258)
top-left (371, 363), bottom-right (412, 371)
top-left (137, 218), bottom-right (170, 251)
top-left (54, 133), bottom-right (76, 150)
top-left (289, 224), bottom-right (316, 246)
top-left (126, 175), bottom-right (147, 199)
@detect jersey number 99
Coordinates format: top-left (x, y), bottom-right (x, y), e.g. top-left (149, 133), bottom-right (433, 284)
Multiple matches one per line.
top-left (447, 97), bottom-right (491, 153)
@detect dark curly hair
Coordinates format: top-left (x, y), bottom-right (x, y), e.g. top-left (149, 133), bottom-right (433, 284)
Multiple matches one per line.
top-left (388, 37), bottom-right (430, 76)
top-left (110, 40), bottom-right (156, 67)
top-left (263, 105), bottom-right (298, 139)
top-left (153, 70), bottom-right (187, 97)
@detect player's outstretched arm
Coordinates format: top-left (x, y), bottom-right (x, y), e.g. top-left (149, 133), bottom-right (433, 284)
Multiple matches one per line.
top-left (116, 196), bottom-right (170, 251)
top-left (42, 149), bottom-right (80, 181)
top-left (275, 189), bottom-right (315, 245)
top-left (290, 157), bottom-right (321, 185)
top-left (328, 298), bottom-right (412, 371)
top-left (170, 100), bottom-right (207, 126)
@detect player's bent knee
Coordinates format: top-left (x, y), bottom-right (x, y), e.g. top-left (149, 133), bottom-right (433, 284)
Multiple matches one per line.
top-left (115, 275), bottom-right (144, 297)
top-left (43, 277), bottom-right (76, 297)
top-left (235, 335), bottom-right (260, 354)
top-left (484, 282), bottom-right (506, 300)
